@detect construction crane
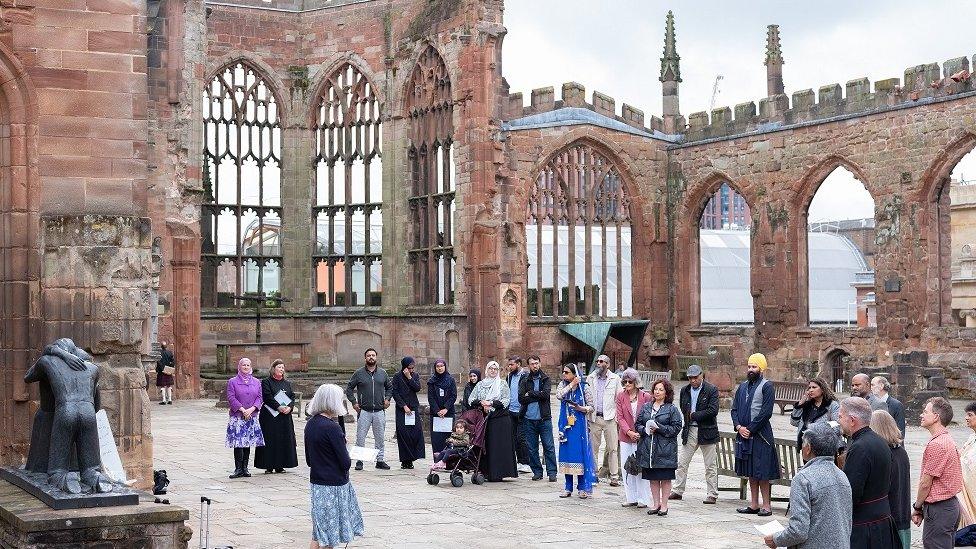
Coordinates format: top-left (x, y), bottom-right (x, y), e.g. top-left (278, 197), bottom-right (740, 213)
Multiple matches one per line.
top-left (709, 75), bottom-right (724, 111)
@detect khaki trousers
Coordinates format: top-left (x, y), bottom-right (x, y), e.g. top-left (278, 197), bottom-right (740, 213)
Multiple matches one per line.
top-left (588, 416), bottom-right (619, 479)
top-left (673, 426), bottom-right (718, 497)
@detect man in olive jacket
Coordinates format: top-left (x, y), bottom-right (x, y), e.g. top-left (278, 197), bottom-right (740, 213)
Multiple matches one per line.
top-left (670, 364), bottom-right (720, 503)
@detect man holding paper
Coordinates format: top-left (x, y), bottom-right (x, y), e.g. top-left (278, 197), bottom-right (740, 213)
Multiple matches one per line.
top-left (761, 422), bottom-right (852, 549)
top-left (346, 348), bottom-right (393, 470)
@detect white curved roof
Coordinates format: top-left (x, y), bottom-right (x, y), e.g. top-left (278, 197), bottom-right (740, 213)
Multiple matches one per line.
top-left (700, 229), bottom-right (868, 324)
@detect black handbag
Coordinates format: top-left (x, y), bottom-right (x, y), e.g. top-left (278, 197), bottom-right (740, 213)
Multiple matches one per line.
top-left (624, 453), bottom-right (642, 476)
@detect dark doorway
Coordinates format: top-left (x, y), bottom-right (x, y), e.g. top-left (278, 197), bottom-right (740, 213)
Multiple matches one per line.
top-left (825, 349), bottom-right (850, 388)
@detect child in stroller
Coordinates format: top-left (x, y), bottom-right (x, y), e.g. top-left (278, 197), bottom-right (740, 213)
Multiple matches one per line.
top-left (426, 410), bottom-right (487, 487)
top-left (433, 421), bottom-right (471, 468)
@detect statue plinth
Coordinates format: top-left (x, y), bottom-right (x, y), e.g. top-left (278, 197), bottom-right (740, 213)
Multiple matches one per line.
top-left (0, 468), bottom-right (137, 510)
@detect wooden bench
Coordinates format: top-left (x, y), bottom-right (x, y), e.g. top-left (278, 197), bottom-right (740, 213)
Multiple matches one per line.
top-left (637, 370), bottom-right (672, 389)
top-left (773, 381), bottom-right (807, 415)
top-left (716, 431), bottom-right (800, 502)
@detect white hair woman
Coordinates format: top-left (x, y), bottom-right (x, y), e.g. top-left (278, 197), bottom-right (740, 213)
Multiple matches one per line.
top-left (305, 384), bottom-right (364, 549)
top-left (468, 360), bottom-right (517, 481)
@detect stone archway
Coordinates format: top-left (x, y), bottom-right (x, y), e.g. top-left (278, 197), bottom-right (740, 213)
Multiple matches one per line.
top-left (824, 348), bottom-right (850, 388)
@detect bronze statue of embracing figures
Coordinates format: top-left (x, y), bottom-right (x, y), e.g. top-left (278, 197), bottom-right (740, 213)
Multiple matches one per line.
top-left (22, 338), bottom-right (116, 495)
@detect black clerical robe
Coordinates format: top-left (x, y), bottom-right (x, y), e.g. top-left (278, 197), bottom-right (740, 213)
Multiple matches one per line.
top-left (842, 426), bottom-right (901, 549)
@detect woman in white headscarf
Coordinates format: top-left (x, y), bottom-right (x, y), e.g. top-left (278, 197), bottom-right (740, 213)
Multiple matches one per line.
top-left (468, 361), bottom-right (517, 481)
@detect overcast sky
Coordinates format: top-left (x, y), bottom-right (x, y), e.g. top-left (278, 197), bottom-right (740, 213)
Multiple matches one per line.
top-left (502, 1), bottom-right (976, 222)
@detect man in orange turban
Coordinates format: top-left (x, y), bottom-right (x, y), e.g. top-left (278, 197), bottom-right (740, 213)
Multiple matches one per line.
top-left (730, 352), bottom-right (780, 516)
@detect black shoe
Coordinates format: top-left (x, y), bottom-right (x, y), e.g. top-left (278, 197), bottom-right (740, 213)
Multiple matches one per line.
top-left (229, 470), bottom-right (244, 479)
top-left (657, 509), bottom-right (668, 517)
top-left (647, 507), bottom-right (660, 515)
top-left (375, 461), bottom-right (391, 470)
top-left (274, 469), bottom-right (285, 473)
top-left (757, 509), bottom-right (772, 517)
top-left (158, 401), bottom-right (166, 405)
top-left (548, 476), bottom-right (557, 482)
top-left (241, 470), bottom-right (251, 478)
top-left (355, 461), bottom-right (364, 471)
top-left (736, 506), bottom-right (761, 514)
top-left (264, 469), bottom-right (274, 474)
top-left (532, 475), bottom-right (543, 481)
top-left (400, 462), bottom-right (414, 469)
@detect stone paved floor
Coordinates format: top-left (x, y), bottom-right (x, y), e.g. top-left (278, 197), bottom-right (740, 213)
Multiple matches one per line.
top-left (153, 396), bottom-right (963, 548)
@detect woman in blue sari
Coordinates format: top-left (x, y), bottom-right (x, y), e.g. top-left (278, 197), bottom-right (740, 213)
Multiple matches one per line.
top-left (555, 363), bottom-right (597, 499)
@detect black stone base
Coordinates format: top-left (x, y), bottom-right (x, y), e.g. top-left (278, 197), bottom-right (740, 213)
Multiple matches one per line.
top-left (0, 467), bottom-right (138, 510)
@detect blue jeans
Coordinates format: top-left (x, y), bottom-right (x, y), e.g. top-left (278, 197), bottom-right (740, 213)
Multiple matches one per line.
top-left (523, 417), bottom-right (556, 478)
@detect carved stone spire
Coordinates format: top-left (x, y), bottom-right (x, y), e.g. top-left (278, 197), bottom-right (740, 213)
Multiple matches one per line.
top-left (660, 10), bottom-right (681, 83)
top-left (765, 24), bottom-right (784, 96)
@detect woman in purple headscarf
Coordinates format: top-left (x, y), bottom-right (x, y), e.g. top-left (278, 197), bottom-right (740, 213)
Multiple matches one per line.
top-left (226, 357), bottom-right (265, 479)
top-left (427, 358), bottom-right (458, 455)
top-left (391, 356), bottom-right (426, 469)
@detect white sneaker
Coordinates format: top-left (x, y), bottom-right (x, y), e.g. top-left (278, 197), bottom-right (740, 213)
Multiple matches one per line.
top-left (518, 464), bottom-right (532, 473)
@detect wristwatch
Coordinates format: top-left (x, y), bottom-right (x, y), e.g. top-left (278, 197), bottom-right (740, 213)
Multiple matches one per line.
top-left (913, 502), bottom-right (923, 512)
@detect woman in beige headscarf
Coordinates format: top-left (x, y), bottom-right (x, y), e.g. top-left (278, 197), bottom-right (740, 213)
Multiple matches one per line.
top-left (958, 402), bottom-right (976, 527)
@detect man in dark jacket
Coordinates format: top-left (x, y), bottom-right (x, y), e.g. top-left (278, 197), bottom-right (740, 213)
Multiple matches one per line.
top-left (839, 396), bottom-right (901, 549)
top-left (670, 364), bottom-right (720, 503)
top-left (345, 348), bottom-right (392, 471)
top-left (518, 355), bottom-right (556, 482)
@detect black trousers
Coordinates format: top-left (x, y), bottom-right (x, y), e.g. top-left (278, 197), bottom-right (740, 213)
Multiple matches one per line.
top-left (233, 447), bottom-right (251, 471)
top-left (510, 411), bottom-right (529, 465)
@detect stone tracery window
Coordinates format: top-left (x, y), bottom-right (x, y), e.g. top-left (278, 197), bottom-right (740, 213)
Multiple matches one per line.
top-left (526, 143), bottom-right (633, 318)
top-left (201, 61), bottom-right (282, 308)
top-left (406, 45), bottom-right (455, 305)
top-left (312, 63), bottom-right (383, 307)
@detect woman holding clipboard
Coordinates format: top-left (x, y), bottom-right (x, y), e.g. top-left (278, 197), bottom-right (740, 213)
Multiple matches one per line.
top-left (427, 358), bottom-right (457, 455)
top-left (254, 359), bottom-right (298, 474)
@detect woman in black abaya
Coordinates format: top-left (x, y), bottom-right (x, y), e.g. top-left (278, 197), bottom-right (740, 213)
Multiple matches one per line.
top-left (468, 360), bottom-right (517, 482)
top-left (392, 356), bottom-right (426, 469)
top-left (254, 359), bottom-right (298, 473)
top-left (427, 358), bottom-right (458, 455)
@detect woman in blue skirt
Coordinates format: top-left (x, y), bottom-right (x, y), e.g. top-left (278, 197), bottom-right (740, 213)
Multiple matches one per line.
top-left (305, 383), bottom-right (364, 549)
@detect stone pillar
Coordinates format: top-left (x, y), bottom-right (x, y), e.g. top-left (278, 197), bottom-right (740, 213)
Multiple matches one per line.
top-left (169, 230), bottom-right (201, 398)
top-left (39, 216), bottom-right (155, 487)
top-left (765, 25), bottom-right (785, 96)
top-left (660, 11), bottom-right (682, 134)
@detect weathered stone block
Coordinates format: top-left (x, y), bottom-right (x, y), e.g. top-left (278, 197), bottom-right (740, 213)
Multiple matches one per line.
top-left (944, 56), bottom-right (970, 78)
top-left (688, 111), bottom-right (709, 132)
top-left (734, 101), bottom-right (757, 122)
top-left (817, 84), bottom-right (842, 107)
top-left (529, 86), bottom-right (553, 113)
top-left (710, 106), bottom-right (731, 127)
top-left (845, 77), bottom-right (870, 100)
top-left (592, 90), bottom-right (615, 117)
top-left (621, 103), bottom-right (644, 128)
top-left (561, 82), bottom-right (585, 108)
top-left (791, 89), bottom-right (815, 110)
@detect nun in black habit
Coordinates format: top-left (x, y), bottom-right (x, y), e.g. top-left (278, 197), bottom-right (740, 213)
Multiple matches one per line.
top-left (392, 356), bottom-right (426, 469)
top-left (427, 358), bottom-right (458, 455)
top-left (254, 359), bottom-right (298, 473)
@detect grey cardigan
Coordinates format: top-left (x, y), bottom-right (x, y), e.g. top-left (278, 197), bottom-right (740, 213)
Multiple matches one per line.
top-left (773, 455), bottom-right (852, 549)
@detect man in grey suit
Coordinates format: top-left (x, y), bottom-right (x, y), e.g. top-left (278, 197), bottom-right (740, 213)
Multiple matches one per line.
top-left (870, 376), bottom-right (905, 437)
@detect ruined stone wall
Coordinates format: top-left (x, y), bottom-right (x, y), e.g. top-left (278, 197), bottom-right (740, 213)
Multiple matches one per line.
top-left (193, 0), bottom-right (507, 370)
top-left (0, 0), bottom-right (156, 483)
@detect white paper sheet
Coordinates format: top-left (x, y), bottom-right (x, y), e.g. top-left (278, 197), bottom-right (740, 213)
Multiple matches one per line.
top-left (264, 404), bottom-right (279, 417)
top-left (404, 411), bottom-right (416, 426)
top-left (96, 410), bottom-right (129, 484)
top-left (348, 445), bottom-right (380, 462)
top-left (432, 417), bottom-right (454, 433)
top-left (274, 390), bottom-right (291, 407)
top-left (754, 520), bottom-right (786, 548)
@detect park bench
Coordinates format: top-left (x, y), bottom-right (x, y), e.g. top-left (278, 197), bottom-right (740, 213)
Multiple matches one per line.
top-left (773, 381), bottom-right (807, 415)
top-left (716, 431), bottom-right (800, 502)
top-left (637, 370), bottom-right (672, 389)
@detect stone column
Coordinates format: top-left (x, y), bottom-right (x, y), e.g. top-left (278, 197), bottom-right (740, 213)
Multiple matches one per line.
top-left (169, 228), bottom-right (201, 398)
top-left (40, 216), bottom-right (155, 487)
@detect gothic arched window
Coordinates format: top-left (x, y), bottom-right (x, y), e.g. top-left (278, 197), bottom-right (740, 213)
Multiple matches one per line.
top-left (526, 142), bottom-right (633, 318)
top-left (201, 61), bottom-right (282, 308)
top-left (312, 63), bottom-right (383, 307)
top-left (406, 46), bottom-right (455, 305)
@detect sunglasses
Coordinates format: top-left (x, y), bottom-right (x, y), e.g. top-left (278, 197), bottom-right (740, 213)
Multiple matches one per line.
top-left (596, 359), bottom-right (607, 363)
top-left (623, 380), bottom-right (634, 385)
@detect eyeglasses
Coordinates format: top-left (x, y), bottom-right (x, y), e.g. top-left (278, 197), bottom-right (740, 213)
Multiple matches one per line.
top-left (622, 380), bottom-right (634, 385)
top-left (596, 359), bottom-right (607, 363)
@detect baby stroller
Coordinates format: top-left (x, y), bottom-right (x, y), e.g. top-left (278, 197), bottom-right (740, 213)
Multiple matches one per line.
top-left (426, 409), bottom-right (487, 488)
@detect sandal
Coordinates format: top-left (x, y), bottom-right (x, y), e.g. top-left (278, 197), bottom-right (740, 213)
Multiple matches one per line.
top-left (578, 492), bottom-right (590, 499)
top-left (559, 491), bottom-right (572, 498)
top-left (646, 507), bottom-right (660, 515)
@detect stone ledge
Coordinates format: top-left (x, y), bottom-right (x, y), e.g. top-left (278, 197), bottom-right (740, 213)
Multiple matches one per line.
top-left (0, 479), bottom-right (187, 534)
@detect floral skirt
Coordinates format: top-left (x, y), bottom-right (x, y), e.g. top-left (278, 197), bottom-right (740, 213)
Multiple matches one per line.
top-left (225, 416), bottom-right (265, 448)
top-left (310, 482), bottom-right (365, 546)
